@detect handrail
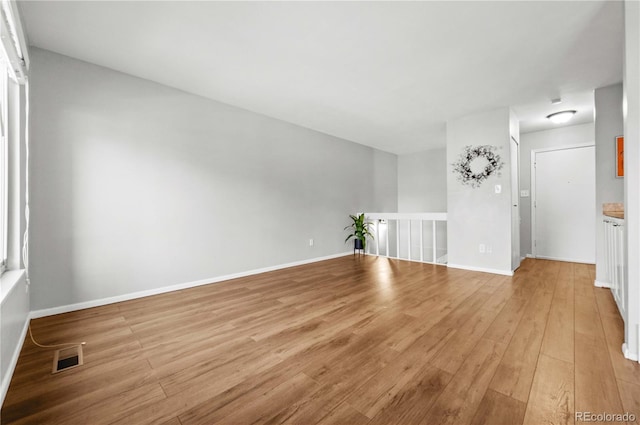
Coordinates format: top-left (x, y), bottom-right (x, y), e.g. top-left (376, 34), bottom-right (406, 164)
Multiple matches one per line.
top-left (365, 212), bottom-right (447, 221)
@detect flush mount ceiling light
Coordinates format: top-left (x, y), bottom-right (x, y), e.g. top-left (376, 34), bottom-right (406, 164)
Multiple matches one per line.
top-left (546, 110), bottom-right (576, 124)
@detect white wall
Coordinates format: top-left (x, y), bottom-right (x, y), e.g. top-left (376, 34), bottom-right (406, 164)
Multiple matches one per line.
top-left (594, 84), bottom-right (624, 282)
top-left (397, 148), bottom-right (446, 212)
top-left (373, 150), bottom-right (398, 212)
top-left (519, 123), bottom-right (595, 257)
top-left (28, 48), bottom-right (398, 312)
top-left (623, 0), bottom-right (640, 360)
top-left (0, 272), bottom-right (28, 406)
top-left (446, 108), bottom-right (514, 275)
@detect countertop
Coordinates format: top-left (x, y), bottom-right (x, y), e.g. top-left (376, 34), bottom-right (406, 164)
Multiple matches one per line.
top-left (604, 211), bottom-right (625, 219)
top-left (603, 202), bottom-right (624, 220)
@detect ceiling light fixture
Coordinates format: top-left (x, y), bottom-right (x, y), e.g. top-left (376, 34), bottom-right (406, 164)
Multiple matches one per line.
top-left (546, 110), bottom-right (576, 124)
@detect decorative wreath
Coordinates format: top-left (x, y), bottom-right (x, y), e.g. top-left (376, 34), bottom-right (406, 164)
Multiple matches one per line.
top-left (452, 145), bottom-right (504, 188)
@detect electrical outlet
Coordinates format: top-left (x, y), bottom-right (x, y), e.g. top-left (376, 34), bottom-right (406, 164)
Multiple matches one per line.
top-left (309, 238), bottom-right (314, 247)
top-left (479, 244), bottom-right (486, 253)
top-left (486, 245), bottom-right (492, 254)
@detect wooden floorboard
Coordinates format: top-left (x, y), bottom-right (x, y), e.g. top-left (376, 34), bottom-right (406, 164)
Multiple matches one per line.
top-left (1, 256), bottom-right (638, 424)
top-left (470, 389), bottom-right (526, 425)
top-left (521, 354), bottom-right (574, 425)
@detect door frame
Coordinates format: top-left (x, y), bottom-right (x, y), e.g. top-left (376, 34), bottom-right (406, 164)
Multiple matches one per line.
top-left (511, 136), bottom-right (521, 271)
top-left (530, 143), bottom-right (595, 259)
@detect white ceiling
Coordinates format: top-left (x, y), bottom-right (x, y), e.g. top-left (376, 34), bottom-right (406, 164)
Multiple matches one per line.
top-left (19, 1), bottom-right (623, 154)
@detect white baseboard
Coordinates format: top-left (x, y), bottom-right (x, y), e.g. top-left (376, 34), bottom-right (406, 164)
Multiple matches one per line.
top-left (594, 280), bottom-right (612, 288)
top-left (447, 263), bottom-right (514, 276)
top-left (31, 252), bottom-right (352, 319)
top-left (534, 255), bottom-right (595, 265)
top-left (1, 316), bottom-right (29, 407)
top-left (525, 254), bottom-right (536, 259)
top-left (623, 342), bottom-right (639, 362)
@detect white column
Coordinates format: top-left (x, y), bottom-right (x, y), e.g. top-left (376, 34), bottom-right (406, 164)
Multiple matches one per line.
top-left (624, 0), bottom-right (640, 361)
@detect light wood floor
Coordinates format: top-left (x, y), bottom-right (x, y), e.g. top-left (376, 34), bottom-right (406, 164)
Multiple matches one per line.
top-left (2, 257), bottom-right (640, 425)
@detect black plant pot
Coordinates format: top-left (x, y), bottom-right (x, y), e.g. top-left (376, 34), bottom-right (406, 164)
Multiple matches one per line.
top-left (354, 238), bottom-right (364, 252)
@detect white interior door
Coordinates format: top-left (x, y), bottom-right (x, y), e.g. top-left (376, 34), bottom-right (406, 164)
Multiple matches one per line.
top-left (511, 137), bottom-right (521, 271)
top-left (533, 145), bottom-right (596, 263)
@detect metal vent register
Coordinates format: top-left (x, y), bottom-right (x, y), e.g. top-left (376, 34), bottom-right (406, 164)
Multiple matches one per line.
top-left (52, 345), bottom-right (84, 373)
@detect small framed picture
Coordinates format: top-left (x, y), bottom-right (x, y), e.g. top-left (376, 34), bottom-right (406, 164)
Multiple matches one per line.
top-left (616, 136), bottom-right (624, 178)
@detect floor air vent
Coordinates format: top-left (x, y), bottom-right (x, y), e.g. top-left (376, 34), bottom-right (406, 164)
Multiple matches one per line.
top-left (52, 345), bottom-right (84, 374)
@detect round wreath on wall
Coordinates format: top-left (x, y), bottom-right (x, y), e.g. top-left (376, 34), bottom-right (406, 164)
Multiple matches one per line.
top-left (452, 145), bottom-right (504, 188)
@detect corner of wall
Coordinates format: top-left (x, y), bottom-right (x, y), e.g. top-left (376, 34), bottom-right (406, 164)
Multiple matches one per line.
top-left (446, 108), bottom-right (513, 273)
top-left (594, 83), bottom-right (624, 282)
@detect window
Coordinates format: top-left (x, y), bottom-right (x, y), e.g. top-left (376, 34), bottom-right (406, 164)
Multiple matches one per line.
top-left (0, 0), bottom-right (28, 277)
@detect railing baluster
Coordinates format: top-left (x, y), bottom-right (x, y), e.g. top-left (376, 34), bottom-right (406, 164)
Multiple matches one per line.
top-left (433, 220), bottom-right (437, 263)
top-left (375, 220), bottom-right (380, 256)
top-left (396, 220), bottom-right (400, 259)
top-left (386, 221), bottom-right (390, 257)
top-left (408, 220), bottom-right (411, 260)
top-left (419, 220), bottom-right (424, 262)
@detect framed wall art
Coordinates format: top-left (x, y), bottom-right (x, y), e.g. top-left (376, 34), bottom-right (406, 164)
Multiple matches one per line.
top-left (616, 136), bottom-right (624, 178)
top-left (451, 145), bottom-right (504, 188)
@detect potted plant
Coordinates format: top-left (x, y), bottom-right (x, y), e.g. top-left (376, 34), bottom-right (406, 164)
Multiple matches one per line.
top-left (344, 213), bottom-right (374, 254)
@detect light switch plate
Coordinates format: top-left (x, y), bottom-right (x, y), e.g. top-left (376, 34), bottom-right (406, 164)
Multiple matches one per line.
top-left (494, 184), bottom-right (502, 194)
top-left (520, 189), bottom-right (530, 197)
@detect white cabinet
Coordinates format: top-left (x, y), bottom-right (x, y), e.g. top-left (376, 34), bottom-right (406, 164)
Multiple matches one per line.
top-left (603, 216), bottom-right (626, 318)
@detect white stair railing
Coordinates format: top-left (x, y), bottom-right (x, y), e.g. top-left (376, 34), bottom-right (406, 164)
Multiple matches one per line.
top-left (363, 213), bottom-right (447, 264)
